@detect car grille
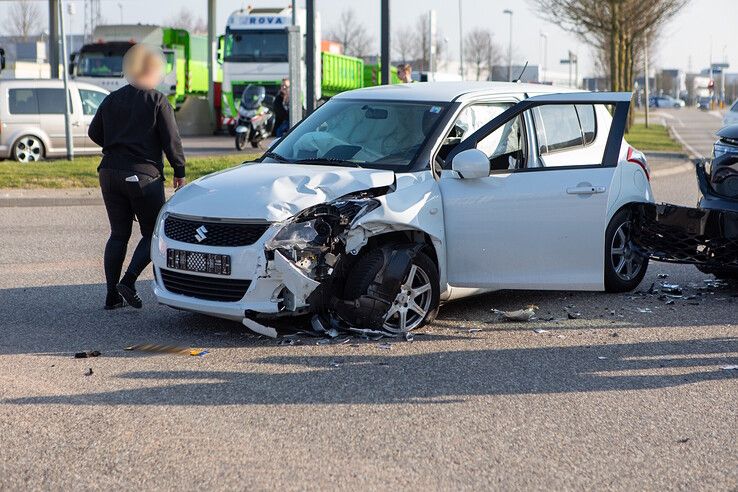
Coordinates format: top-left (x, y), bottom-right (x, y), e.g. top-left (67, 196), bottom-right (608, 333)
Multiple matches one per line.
top-left (160, 269), bottom-right (251, 302)
top-left (164, 216), bottom-right (270, 247)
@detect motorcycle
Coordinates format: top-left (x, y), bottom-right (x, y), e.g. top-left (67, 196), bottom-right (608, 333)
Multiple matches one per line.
top-left (234, 85), bottom-right (274, 150)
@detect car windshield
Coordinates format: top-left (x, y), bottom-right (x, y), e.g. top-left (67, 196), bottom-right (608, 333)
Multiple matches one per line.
top-left (76, 52), bottom-right (124, 77)
top-left (266, 99), bottom-right (447, 170)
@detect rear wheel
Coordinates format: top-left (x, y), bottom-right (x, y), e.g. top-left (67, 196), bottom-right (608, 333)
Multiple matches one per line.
top-left (605, 209), bottom-right (648, 292)
top-left (344, 249), bottom-right (439, 332)
top-left (12, 135), bottom-right (44, 162)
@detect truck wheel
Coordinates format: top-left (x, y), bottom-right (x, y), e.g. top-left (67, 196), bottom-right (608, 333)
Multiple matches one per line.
top-left (605, 209), bottom-right (649, 292)
top-left (344, 248), bottom-right (439, 332)
top-left (12, 135), bottom-right (44, 163)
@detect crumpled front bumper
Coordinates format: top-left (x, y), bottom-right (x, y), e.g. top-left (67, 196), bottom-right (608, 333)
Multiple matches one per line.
top-left (151, 227), bottom-right (323, 321)
top-left (632, 203), bottom-right (738, 269)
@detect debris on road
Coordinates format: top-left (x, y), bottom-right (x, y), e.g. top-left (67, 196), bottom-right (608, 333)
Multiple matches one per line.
top-left (637, 307), bottom-right (653, 313)
top-left (404, 332), bottom-right (414, 342)
top-left (492, 305), bottom-right (538, 322)
top-left (720, 365), bottom-right (738, 371)
top-left (533, 328), bottom-right (549, 334)
top-left (377, 342), bottom-right (392, 350)
top-left (125, 344), bottom-right (208, 356)
top-left (657, 273), bottom-right (669, 279)
top-left (242, 318), bottom-right (278, 338)
top-left (74, 350), bottom-right (101, 359)
top-left (676, 437), bottom-right (690, 444)
top-left (660, 283), bottom-right (683, 295)
top-left (565, 309), bottom-right (582, 319)
top-left (83, 368), bottom-right (93, 376)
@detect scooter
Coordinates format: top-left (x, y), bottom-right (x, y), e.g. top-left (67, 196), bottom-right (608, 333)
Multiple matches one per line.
top-left (235, 85), bottom-right (274, 150)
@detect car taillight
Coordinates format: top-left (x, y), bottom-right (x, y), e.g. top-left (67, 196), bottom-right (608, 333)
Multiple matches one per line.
top-left (627, 146), bottom-right (650, 181)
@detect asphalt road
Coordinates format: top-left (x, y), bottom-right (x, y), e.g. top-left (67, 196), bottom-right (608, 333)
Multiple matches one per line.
top-left (1, 127), bottom-right (736, 489)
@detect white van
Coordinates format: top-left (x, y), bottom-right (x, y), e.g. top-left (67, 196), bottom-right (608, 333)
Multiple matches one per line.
top-left (0, 79), bottom-right (109, 162)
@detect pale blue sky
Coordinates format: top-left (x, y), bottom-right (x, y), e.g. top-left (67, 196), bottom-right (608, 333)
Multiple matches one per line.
top-left (2, 0), bottom-right (735, 75)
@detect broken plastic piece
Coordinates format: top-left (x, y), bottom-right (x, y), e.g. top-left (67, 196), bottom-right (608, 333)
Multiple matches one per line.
top-left (404, 332), bottom-right (414, 342)
top-left (720, 365), bottom-right (738, 370)
top-left (492, 305), bottom-right (537, 322)
top-left (125, 344), bottom-right (205, 355)
top-left (377, 342), bottom-right (392, 350)
top-left (242, 318), bottom-right (278, 338)
top-left (74, 350), bottom-right (101, 359)
top-left (566, 310), bottom-right (582, 320)
top-left (533, 328), bottom-right (549, 334)
top-left (660, 283), bottom-right (683, 295)
top-left (83, 368), bottom-right (93, 376)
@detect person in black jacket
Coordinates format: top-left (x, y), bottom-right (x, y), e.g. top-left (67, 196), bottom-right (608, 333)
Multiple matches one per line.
top-left (272, 78), bottom-right (290, 137)
top-left (89, 44), bottom-right (186, 310)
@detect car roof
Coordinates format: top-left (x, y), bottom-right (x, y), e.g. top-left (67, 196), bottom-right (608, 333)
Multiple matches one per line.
top-left (0, 79), bottom-right (110, 94)
top-left (333, 81), bottom-right (581, 103)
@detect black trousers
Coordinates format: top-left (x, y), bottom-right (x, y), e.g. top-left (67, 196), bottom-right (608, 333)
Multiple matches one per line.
top-left (99, 168), bottom-right (165, 294)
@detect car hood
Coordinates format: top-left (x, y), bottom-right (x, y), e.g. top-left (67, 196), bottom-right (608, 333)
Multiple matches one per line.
top-left (166, 162), bottom-right (396, 222)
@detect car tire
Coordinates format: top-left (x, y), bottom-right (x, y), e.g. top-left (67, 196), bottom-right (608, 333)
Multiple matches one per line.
top-left (605, 209), bottom-right (648, 292)
top-left (344, 248), bottom-right (440, 332)
top-left (12, 135), bottom-right (45, 163)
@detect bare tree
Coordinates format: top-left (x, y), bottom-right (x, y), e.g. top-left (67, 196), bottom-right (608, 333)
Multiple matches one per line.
top-left (464, 28), bottom-right (501, 80)
top-left (393, 27), bottom-right (416, 64)
top-left (6, 0), bottom-right (42, 41)
top-left (327, 9), bottom-right (374, 59)
top-left (166, 7), bottom-right (207, 34)
top-left (407, 13), bottom-right (446, 72)
top-left (528, 0), bottom-right (687, 93)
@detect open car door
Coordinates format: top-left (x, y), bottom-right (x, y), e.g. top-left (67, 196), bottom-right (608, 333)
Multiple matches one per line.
top-left (439, 92), bottom-right (632, 290)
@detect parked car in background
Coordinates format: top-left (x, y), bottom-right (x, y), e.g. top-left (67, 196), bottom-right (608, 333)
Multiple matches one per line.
top-left (152, 82), bottom-right (652, 333)
top-left (649, 95), bottom-right (685, 108)
top-left (722, 100), bottom-right (738, 127)
top-left (0, 79), bottom-right (109, 162)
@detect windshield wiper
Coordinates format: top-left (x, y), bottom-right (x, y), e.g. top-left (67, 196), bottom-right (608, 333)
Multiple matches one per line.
top-left (262, 151), bottom-right (290, 163)
top-left (294, 157), bottom-right (362, 168)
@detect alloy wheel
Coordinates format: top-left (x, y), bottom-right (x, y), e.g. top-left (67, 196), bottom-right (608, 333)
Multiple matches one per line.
top-left (383, 263), bottom-right (433, 333)
top-left (611, 221), bottom-right (644, 281)
top-left (14, 136), bottom-right (43, 163)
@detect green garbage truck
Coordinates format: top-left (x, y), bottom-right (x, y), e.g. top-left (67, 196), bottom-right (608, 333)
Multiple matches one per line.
top-left (70, 24), bottom-right (210, 107)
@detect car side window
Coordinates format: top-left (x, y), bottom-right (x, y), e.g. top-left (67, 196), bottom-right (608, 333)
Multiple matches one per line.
top-left (79, 89), bottom-right (107, 115)
top-left (477, 115), bottom-right (526, 172)
top-left (35, 89), bottom-right (73, 114)
top-left (532, 104), bottom-right (583, 154)
top-left (8, 89), bottom-right (38, 114)
top-left (528, 103), bottom-right (599, 168)
top-left (437, 103), bottom-right (511, 166)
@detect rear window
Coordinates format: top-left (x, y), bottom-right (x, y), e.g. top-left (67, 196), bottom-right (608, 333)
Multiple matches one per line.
top-left (8, 88), bottom-right (72, 115)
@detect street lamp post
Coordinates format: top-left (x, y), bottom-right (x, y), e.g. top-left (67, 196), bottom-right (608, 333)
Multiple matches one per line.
top-left (540, 31), bottom-right (547, 83)
top-left (503, 9), bottom-right (513, 82)
top-left (458, 0), bottom-right (464, 79)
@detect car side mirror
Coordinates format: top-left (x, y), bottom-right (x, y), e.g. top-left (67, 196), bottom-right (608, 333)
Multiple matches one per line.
top-left (451, 149), bottom-right (489, 179)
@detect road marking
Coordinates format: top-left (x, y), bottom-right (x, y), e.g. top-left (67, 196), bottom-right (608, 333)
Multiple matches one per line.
top-left (651, 162), bottom-right (693, 178)
top-left (668, 124), bottom-right (704, 159)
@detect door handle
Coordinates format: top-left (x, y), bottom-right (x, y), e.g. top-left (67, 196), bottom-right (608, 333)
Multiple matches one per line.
top-left (567, 185), bottom-right (606, 195)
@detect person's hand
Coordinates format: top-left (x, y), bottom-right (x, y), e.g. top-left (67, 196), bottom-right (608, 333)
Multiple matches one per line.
top-left (173, 177), bottom-right (186, 191)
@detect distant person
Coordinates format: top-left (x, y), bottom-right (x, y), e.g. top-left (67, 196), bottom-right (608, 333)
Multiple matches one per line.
top-left (88, 43), bottom-right (186, 310)
top-left (398, 64), bottom-right (414, 83)
top-left (273, 78), bottom-right (290, 137)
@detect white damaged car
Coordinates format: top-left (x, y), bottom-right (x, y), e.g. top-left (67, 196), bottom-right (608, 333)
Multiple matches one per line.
top-left (151, 82), bottom-right (653, 333)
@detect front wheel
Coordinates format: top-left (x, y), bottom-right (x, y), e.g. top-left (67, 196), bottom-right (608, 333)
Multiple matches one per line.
top-left (344, 249), bottom-right (440, 333)
top-left (605, 209), bottom-right (648, 292)
top-left (235, 132), bottom-right (247, 151)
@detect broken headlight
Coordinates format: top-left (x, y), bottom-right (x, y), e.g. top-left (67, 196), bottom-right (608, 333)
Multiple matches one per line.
top-left (266, 197), bottom-right (380, 277)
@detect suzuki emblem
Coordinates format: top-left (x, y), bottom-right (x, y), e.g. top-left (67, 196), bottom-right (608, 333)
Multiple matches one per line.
top-left (194, 225), bottom-right (208, 243)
